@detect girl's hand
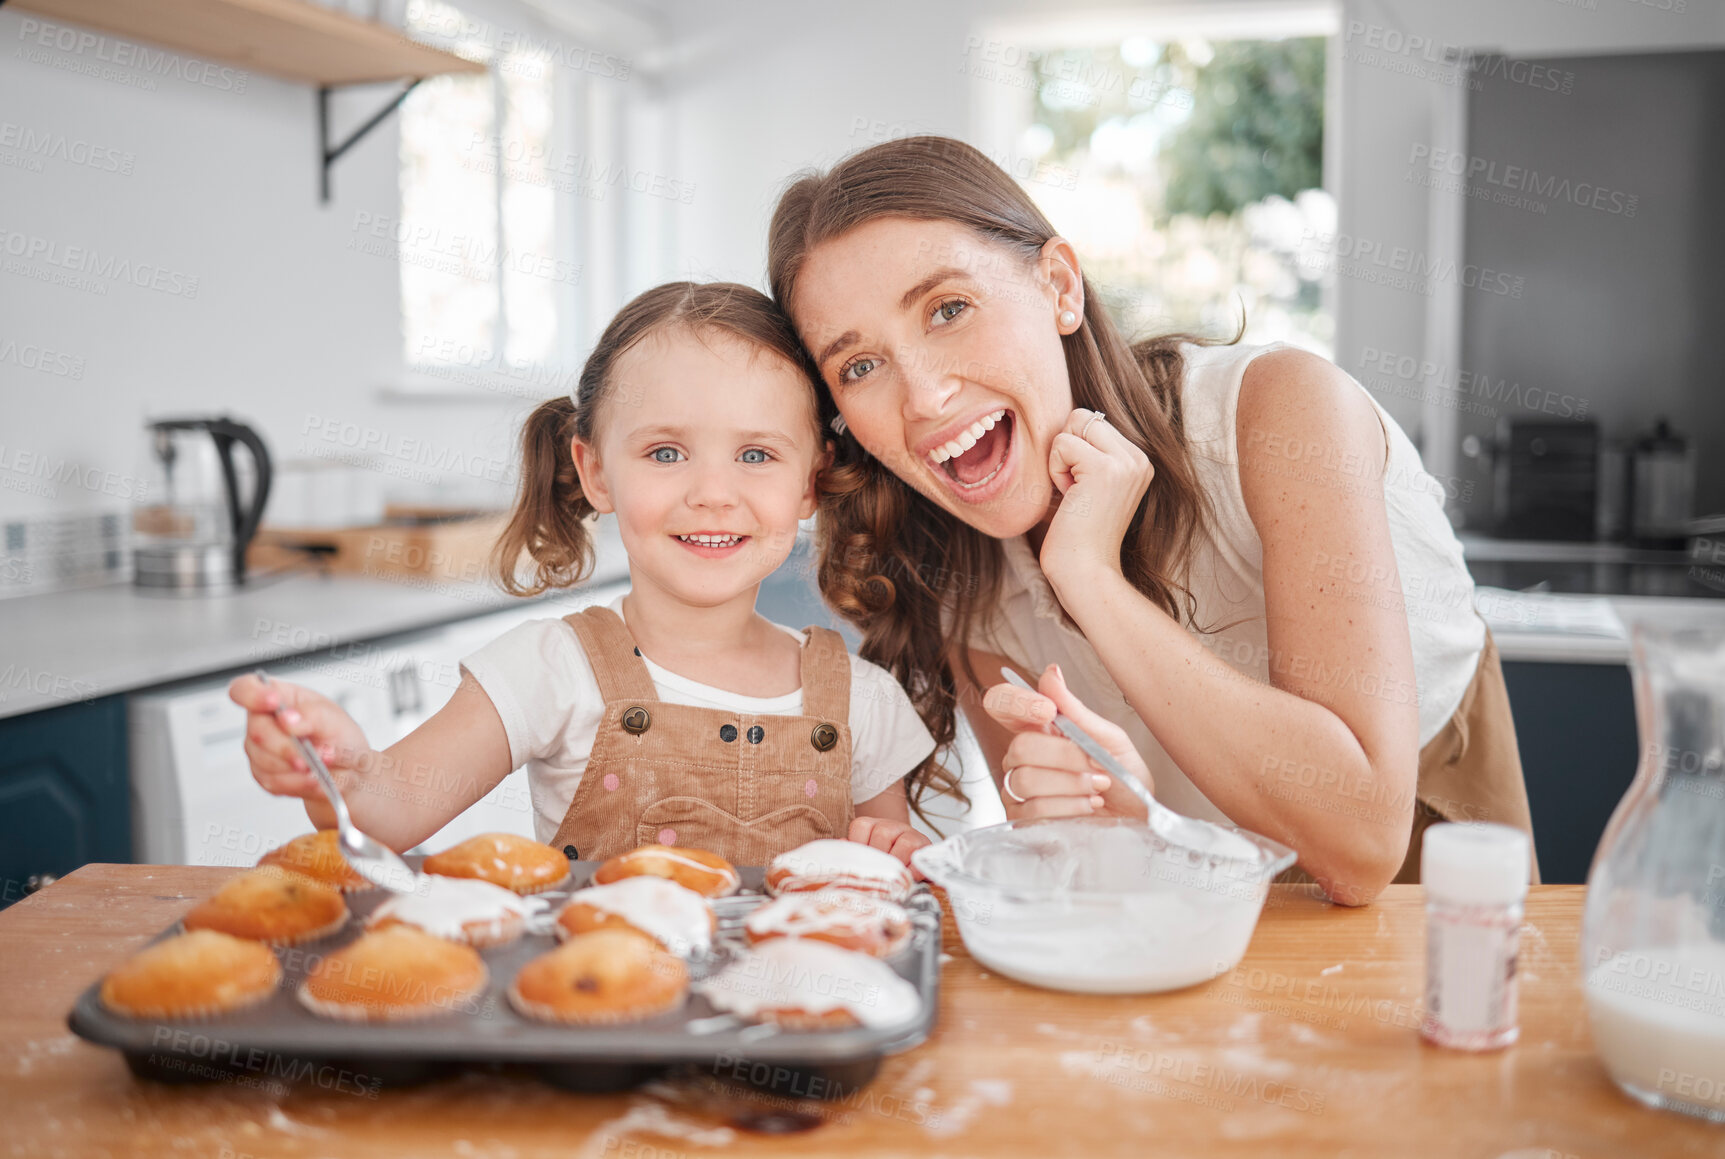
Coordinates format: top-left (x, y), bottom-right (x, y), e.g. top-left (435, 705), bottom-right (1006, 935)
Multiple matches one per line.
top-left (1040, 407), bottom-right (1154, 593)
top-left (227, 674), bottom-right (372, 801)
top-left (848, 816), bottom-right (931, 872)
top-left (982, 663), bottom-right (1153, 821)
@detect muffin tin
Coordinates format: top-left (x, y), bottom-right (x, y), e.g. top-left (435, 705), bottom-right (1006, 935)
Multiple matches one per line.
top-left (67, 859), bottom-right (942, 1099)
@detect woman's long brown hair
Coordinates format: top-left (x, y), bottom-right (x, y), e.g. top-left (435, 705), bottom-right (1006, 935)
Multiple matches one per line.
top-left (494, 278), bottom-right (966, 822)
top-left (768, 136), bottom-right (1232, 785)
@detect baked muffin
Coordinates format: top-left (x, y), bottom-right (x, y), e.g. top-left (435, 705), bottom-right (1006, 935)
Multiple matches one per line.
top-left (591, 844), bottom-right (739, 898)
top-left (258, 830), bottom-right (372, 893)
top-left (556, 877), bottom-right (716, 957)
top-left (367, 874), bottom-right (537, 948)
top-left (298, 927), bottom-right (487, 1022)
top-left (422, 832), bottom-right (570, 895)
top-left (765, 839), bottom-right (914, 902)
top-left (742, 888), bottom-right (912, 959)
top-left (698, 938), bottom-right (921, 1030)
top-left (100, 930), bottom-right (281, 1020)
top-left (508, 929), bottom-right (689, 1025)
top-left (181, 867), bottom-right (348, 947)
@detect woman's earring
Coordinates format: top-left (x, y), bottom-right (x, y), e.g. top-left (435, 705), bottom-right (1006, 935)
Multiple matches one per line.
top-left (829, 414), bottom-right (849, 437)
top-left (1059, 309), bottom-right (1079, 330)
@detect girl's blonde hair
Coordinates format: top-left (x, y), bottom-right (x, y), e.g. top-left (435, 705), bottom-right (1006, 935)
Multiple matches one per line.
top-left (494, 278), bottom-right (966, 824)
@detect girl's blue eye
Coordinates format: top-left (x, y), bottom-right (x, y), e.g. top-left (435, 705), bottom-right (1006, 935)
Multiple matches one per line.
top-left (650, 447), bottom-right (683, 463)
top-left (933, 299), bottom-right (968, 325)
top-left (840, 357), bottom-right (877, 384)
top-left (739, 448), bottom-right (771, 464)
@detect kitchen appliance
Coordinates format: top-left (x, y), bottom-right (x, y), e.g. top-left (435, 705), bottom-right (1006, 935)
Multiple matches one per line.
top-left (1628, 418), bottom-right (1695, 549)
top-left (1493, 419), bottom-right (1599, 541)
top-left (1581, 623), bottom-right (1725, 1122)
top-left (134, 416), bottom-right (273, 592)
top-left (125, 595), bottom-right (600, 867)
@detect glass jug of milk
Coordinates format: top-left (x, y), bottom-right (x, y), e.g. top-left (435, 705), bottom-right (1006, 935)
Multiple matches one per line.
top-left (1582, 623), bottom-right (1725, 1123)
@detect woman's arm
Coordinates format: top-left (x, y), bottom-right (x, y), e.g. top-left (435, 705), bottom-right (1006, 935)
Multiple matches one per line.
top-left (232, 671), bottom-right (516, 854)
top-left (1034, 349), bottom-right (1419, 904)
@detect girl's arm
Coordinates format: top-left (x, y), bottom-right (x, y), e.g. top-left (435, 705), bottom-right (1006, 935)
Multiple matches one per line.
top-left (230, 671), bottom-right (515, 854)
top-left (1012, 349), bottom-right (1419, 906)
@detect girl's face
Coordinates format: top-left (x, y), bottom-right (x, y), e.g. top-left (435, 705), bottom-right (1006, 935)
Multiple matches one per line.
top-left (572, 327), bottom-right (824, 608)
top-left (790, 217), bottom-right (1081, 540)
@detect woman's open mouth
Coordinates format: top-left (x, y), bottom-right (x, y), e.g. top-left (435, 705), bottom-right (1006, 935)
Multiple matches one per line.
top-left (927, 409), bottom-right (1015, 502)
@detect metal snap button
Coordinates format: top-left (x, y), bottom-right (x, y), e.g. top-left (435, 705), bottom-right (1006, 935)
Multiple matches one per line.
top-left (562, 845), bottom-right (578, 859)
top-left (621, 706), bottom-right (651, 734)
top-left (747, 724), bottom-right (765, 744)
top-left (810, 723), bottom-right (839, 752)
top-left (720, 723), bottom-right (738, 743)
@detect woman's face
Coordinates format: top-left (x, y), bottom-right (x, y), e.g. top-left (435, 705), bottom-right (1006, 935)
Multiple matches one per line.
top-left (791, 217), bottom-right (1081, 540)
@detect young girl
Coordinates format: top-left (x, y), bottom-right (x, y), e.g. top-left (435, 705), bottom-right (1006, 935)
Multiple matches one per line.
top-left (230, 282), bottom-right (943, 868)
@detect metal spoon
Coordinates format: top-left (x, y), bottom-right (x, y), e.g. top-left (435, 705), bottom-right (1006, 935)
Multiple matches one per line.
top-left (999, 667), bottom-right (1241, 855)
top-left (254, 669), bottom-right (419, 893)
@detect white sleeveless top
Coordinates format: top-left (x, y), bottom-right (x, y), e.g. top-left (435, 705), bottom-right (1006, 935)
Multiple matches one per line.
top-left (962, 342), bottom-right (1485, 825)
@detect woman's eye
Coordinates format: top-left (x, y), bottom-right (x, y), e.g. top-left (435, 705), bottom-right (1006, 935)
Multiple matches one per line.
top-left (840, 357), bottom-right (878, 384)
top-left (649, 447), bottom-right (683, 463)
top-left (932, 299), bottom-right (968, 325)
top-left (739, 448), bottom-right (771, 464)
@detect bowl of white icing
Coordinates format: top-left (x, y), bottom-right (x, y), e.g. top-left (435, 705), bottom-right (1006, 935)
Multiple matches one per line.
top-left (912, 816), bottom-right (1296, 994)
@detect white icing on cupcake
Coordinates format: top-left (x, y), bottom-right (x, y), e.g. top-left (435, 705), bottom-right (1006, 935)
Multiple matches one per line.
top-left (561, 877), bottom-right (714, 956)
top-left (743, 889), bottom-right (910, 953)
top-left (698, 939), bottom-right (921, 1029)
top-left (769, 839), bottom-right (914, 899)
top-left (368, 875), bottom-right (538, 943)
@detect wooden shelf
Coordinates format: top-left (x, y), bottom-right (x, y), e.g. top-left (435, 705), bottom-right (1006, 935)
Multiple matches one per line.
top-left (8, 0), bottom-right (487, 85)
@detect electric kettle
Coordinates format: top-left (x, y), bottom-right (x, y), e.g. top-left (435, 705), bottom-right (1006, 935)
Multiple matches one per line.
top-left (133, 416), bottom-right (273, 591)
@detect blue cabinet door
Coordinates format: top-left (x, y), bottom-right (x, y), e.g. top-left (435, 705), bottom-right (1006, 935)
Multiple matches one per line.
top-left (0, 695), bottom-right (130, 909)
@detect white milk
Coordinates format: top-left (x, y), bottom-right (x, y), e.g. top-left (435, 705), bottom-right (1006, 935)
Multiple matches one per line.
top-left (1585, 944), bottom-right (1725, 1116)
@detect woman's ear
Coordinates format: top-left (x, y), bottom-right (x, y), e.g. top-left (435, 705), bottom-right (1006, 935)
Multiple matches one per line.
top-left (571, 434), bottom-right (614, 514)
top-left (1038, 236), bottom-right (1085, 331)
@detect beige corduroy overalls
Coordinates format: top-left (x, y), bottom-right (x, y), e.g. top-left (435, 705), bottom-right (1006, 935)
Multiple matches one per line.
top-left (548, 606), bottom-right (856, 866)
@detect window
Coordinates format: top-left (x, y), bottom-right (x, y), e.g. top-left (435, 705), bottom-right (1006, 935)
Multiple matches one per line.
top-left (972, 23), bottom-right (1335, 356)
top-left (395, 1), bottom-right (578, 392)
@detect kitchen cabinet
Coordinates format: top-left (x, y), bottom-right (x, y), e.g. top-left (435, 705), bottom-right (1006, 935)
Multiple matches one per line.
top-left (0, 694), bottom-right (130, 911)
top-left (1502, 661), bottom-right (1637, 885)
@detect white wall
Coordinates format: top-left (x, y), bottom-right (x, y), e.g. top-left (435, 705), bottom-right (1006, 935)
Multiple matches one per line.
top-left (0, 1), bottom-right (665, 542)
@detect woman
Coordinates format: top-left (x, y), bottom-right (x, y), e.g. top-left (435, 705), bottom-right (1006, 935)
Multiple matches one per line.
top-left (767, 136), bottom-right (1537, 905)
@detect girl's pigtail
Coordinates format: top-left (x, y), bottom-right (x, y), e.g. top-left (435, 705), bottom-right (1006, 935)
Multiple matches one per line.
top-left (494, 396), bottom-right (596, 595)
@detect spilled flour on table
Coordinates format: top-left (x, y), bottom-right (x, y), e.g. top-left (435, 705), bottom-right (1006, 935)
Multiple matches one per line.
top-left (922, 1079), bottom-right (1013, 1136)
top-left (579, 1101), bottom-right (736, 1157)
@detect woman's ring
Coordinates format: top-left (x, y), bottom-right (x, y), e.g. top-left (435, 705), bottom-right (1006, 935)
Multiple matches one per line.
top-left (1003, 765), bottom-right (1028, 804)
top-left (1081, 411), bottom-right (1107, 441)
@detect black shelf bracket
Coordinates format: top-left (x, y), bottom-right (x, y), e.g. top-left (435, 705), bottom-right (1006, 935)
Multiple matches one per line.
top-left (319, 79), bottom-right (422, 204)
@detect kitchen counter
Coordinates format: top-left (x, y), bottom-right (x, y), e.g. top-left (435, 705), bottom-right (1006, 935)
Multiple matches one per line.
top-left (2, 866), bottom-right (1716, 1158)
top-left (1485, 593), bottom-right (1725, 665)
top-left (0, 524), bottom-right (629, 721)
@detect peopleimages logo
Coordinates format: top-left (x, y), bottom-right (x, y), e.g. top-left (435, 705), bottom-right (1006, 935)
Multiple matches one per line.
top-left (15, 18), bottom-right (248, 92)
top-left (1407, 145), bottom-right (1637, 218)
top-left (0, 122), bottom-right (135, 175)
top-left (0, 228), bottom-right (200, 298)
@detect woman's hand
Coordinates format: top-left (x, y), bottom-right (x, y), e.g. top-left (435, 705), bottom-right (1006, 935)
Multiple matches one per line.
top-left (227, 673), bottom-right (372, 802)
top-left (982, 664), bottom-right (1152, 821)
top-left (1039, 407), bottom-right (1154, 593)
top-left (848, 816), bottom-right (931, 873)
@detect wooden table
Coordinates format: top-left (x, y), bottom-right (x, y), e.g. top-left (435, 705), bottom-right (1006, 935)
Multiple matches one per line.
top-left (0, 867), bottom-right (1714, 1158)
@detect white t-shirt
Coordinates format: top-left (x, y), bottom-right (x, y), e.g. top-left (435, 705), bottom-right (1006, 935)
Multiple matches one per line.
top-left (462, 596), bottom-right (937, 843)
